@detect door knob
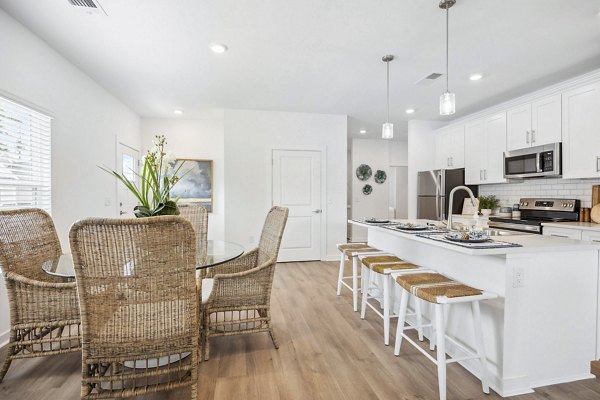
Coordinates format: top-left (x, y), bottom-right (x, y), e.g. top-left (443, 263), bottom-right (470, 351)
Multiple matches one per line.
top-left (312, 209), bottom-right (322, 214)
top-left (119, 211), bottom-right (127, 215)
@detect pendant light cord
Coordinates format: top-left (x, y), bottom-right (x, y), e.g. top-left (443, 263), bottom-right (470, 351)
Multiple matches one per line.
top-left (386, 59), bottom-right (390, 123)
top-left (445, 4), bottom-right (449, 92)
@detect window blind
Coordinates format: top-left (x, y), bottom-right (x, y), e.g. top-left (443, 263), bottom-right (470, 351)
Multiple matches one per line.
top-left (0, 96), bottom-right (52, 212)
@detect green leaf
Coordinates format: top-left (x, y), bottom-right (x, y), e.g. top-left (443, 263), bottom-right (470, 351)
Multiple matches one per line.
top-left (133, 205), bottom-right (152, 218)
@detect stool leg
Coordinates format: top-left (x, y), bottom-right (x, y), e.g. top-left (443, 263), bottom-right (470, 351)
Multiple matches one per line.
top-left (352, 256), bottom-right (359, 312)
top-left (415, 298), bottom-right (424, 342)
top-left (336, 253), bottom-right (345, 296)
top-left (435, 304), bottom-right (447, 400)
top-left (429, 302), bottom-right (436, 351)
top-left (383, 273), bottom-right (390, 345)
top-left (360, 264), bottom-right (370, 319)
top-left (393, 289), bottom-right (409, 356)
top-left (472, 301), bottom-right (490, 394)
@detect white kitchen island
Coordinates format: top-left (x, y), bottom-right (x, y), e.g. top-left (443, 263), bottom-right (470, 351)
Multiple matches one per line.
top-left (351, 219), bottom-right (600, 397)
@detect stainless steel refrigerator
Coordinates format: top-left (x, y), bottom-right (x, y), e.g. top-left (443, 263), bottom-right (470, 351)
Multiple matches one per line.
top-left (417, 168), bottom-right (478, 221)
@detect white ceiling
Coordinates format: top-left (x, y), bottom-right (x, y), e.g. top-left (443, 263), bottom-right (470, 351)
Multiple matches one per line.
top-left (1, 0), bottom-right (600, 141)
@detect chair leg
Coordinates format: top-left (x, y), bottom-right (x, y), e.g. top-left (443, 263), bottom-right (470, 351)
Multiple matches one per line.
top-left (0, 345), bottom-right (14, 382)
top-left (360, 264), bottom-right (370, 319)
top-left (393, 289), bottom-right (409, 356)
top-left (429, 302), bottom-right (436, 351)
top-left (383, 274), bottom-right (390, 345)
top-left (472, 301), bottom-right (490, 394)
top-left (337, 253), bottom-right (345, 295)
top-left (268, 314), bottom-right (280, 350)
top-left (435, 304), bottom-right (447, 400)
top-left (415, 298), bottom-right (424, 342)
top-left (352, 256), bottom-right (359, 312)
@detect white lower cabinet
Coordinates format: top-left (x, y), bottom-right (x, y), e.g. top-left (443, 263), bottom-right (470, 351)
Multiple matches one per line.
top-left (581, 230), bottom-right (600, 243)
top-left (542, 226), bottom-right (582, 240)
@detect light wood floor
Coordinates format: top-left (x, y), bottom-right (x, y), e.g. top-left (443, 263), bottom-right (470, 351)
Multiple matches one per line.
top-left (1, 260), bottom-right (600, 400)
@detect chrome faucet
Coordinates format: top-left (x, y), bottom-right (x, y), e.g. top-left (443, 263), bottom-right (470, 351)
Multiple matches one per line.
top-left (446, 186), bottom-right (477, 230)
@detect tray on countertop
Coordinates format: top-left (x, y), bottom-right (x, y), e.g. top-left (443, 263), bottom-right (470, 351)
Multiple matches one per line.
top-left (417, 234), bottom-right (522, 249)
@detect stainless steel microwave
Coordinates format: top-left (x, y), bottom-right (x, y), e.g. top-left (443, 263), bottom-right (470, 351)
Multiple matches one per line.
top-left (503, 142), bottom-right (561, 179)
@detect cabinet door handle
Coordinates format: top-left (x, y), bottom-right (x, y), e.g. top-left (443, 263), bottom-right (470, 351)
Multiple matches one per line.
top-left (480, 170), bottom-right (483, 180)
top-left (484, 169), bottom-right (487, 180)
top-left (450, 157), bottom-right (453, 166)
top-left (596, 156), bottom-right (600, 172)
top-left (447, 157), bottom-right (450, 167)
top-left (531, 129), bottom-right (536, 144)
top-left (526, 131), bottom-right (530, 144)
top-left (550, 234), bottom-right (568, 238)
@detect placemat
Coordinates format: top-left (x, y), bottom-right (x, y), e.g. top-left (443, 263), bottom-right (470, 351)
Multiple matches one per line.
top-left (417, 234), bottom-right (522, 249)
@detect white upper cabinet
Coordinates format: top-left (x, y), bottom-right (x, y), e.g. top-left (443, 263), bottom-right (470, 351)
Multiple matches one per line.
top-left (434, 125), bottom-right (465, 169)
top-left (465, 112), bottom-right (507, 185)
top-left (562, 81), bottom-right (600, 179)
top-left (506, 94), bottom-right (561, 151)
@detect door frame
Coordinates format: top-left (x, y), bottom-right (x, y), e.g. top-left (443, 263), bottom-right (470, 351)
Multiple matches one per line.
top-left (115, 136), bottom-right (141, 217)
top-left (266, 146), bottom-right (328, 261)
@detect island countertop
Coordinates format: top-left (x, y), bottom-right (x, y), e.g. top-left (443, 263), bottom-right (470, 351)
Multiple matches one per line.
top-left (350, 219), bottom-right (600, 256)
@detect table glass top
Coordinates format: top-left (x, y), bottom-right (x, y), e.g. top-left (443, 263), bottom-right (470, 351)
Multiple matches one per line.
top-left (42, 240), bottom-right (244, 278)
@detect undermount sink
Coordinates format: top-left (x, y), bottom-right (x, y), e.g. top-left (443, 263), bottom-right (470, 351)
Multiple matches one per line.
top-left (450, 225), bottom-right (524, 236)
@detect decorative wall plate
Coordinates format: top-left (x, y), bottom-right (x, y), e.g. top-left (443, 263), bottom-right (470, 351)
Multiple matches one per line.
top-left (374, 170), bottom-right (387, 184)
top-left (356, 164), bottom-right (372, 181)
top-left (362, 184), bottom-right (373, 195)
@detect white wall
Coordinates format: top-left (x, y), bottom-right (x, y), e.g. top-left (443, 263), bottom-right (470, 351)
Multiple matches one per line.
top-left (0, 9), bottom-right (141, 345)
top-left (407, 120), bottom-right (443, 218)
top-left (224, 109), bottom-right (347, 260)
top-left (141, 115), bottom-right (225, 239)
top-left (351, 139), bottom-right (392, 241)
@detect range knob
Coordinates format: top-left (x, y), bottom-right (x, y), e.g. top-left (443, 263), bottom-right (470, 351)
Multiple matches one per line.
top-left (522, 201), bottom-right (528, 206)
top-left (569, 203), bottom-right (574, 208)
top-left (562, 203), bottom-right (567, 207)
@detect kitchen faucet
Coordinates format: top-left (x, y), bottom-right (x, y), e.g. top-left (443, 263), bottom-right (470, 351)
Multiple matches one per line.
top-left (446, 186), bottom-right (477, 230)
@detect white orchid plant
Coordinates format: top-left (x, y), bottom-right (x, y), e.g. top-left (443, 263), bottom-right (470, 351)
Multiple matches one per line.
top-left (101, 135), bottom-right (187, 217)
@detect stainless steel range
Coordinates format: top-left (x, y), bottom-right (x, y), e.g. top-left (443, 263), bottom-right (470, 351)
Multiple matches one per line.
top-left (488, 198), bottom-right (580, 234)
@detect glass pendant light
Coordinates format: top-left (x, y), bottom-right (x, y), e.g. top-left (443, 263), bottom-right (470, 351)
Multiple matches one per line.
top-left (439, 0), bottom-right (456, 116)
top-left (382, 54), bottom-right (394, 139)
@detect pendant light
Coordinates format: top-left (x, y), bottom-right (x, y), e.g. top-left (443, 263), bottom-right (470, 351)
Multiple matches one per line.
top-left (382, 54), bottom-right (394, 139)
top-left (439, 0), bottom-right (456, 116)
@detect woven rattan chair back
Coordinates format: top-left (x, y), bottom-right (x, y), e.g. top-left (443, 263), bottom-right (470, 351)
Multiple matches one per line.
top-left (69, 216), bottom-right (199, 399)
top-left (178, 203), bottom-right (209, 267)
top-left (0, 208), bottom-right (62, 282)
top-left (0, 208), bottom-right (81, 383)
top-left (256, 206), bottom-right (289, 266)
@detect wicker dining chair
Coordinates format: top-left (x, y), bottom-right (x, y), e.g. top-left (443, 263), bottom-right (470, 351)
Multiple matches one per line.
top-left (69, 216), bottom-right (199, 400)
top-left (202, 206), bottom-right (288, 360)
top-left (0, 208), bottom-right (81, 383)
top-left (178, 203), bottom-right (209, 277)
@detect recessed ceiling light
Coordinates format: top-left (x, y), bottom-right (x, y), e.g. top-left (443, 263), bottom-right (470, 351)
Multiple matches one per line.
top-left (405, 108), bottom-right (416, 114)
top-left (173, 110), bottom-right (183, 115)
top-left (359, 129), bottom-right (367, 134)
top-left (469, 73), bottom-right (483, 81)
top-left (209, 43), bottom-right (228, 53)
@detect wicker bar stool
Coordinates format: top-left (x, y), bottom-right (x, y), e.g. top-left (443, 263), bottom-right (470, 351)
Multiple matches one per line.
top-left (394, 272), bottom-right (497, 400)
top-left (336, 243), bottom-right (383, 312)
top-left (359, 254), bottom-right (427, 345)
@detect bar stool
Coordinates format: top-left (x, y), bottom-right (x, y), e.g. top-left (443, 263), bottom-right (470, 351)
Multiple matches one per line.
top-left (393, 272), bottom-right (497, 400)
top-left (336, 243), bottom-right (383, 311)
top-left (359, 254), bottom-right (426, 345)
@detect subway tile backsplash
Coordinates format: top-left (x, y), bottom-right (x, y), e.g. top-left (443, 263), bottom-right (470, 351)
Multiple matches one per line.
top-left (478, 178), bottom-right (600, 208)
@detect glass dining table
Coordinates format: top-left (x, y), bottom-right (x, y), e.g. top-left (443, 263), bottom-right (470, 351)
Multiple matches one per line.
top-left (41, 239), bottom-right (245, 279)
top-left (40, 239), bottom-right (244, 368)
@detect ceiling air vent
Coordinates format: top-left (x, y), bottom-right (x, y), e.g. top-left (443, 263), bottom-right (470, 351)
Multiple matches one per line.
top-left (415, 72), bottom-right (444, 86)
top-left (67, 0), bottom-right (107, 15)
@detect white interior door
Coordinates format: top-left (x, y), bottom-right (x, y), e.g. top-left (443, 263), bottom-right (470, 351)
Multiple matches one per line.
top-left (272, 150), bottom-right (321, 262)
top-left (116, 141), bottom-right (140, 217)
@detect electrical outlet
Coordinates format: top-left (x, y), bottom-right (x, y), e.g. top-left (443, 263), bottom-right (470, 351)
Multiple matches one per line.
top-left (512, 267), bottom-right (524, 288)
top-left (104, 197), bottom-right (112, 207)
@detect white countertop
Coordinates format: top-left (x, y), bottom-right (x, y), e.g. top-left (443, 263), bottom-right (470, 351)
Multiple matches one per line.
top-left (350, 219), bottom-right (600, 256)
top-left (542, 221), bottom-right (600, 232)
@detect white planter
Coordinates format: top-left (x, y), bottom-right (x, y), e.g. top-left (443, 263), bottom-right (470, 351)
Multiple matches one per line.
top-left (481, 209), bottom-right (492, 216)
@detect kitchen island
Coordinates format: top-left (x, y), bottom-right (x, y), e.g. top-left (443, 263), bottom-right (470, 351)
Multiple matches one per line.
top-left (351, 219), bottom-right (600, 397)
